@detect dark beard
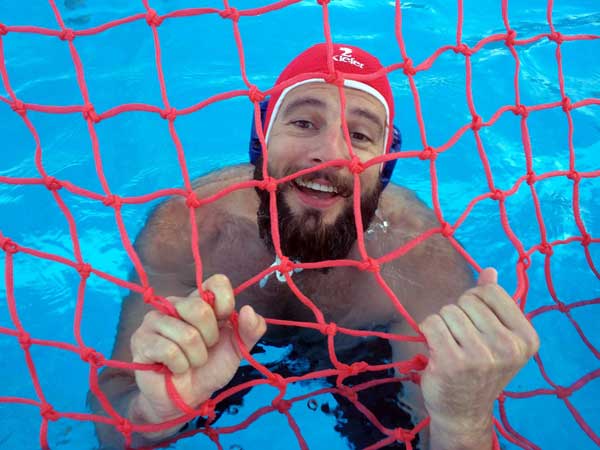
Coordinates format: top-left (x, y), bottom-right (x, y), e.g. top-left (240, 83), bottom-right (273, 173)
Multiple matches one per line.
top-left (254, 160), bottom-right (382, 264)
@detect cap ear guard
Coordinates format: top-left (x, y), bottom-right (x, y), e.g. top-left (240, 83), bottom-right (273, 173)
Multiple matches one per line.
top-left (249, 100), bottom-right (401, 188)
top-left (380, 125), bottom-right (401, 189)
top-left (249, 100), bottom-right (270, 166)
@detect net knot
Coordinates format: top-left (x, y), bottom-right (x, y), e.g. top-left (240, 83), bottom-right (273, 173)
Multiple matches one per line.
top-left (160, 107), bottom-right (178, 121)
top-left (346, 361), bottom-right (369, 376)
top-left (441, 222), bottom-right (454, 237)
top-left (581, 234), bottom-right (591, 247)
top-left (419, 146), bottom-right (437, 161)
top-left (0, 237), bottom-right (18, 254)
top-left (526, 171), bottom-right (536, 185)
top-left (202, 290), bottom-right (215, 307)
top-left (512, 104), bottom-right (529, 118)
top-left (268, 373), bottom-right (286, 390)
top-left (321, 322), bottom-right (337, 336)
top-left (360, 257), bottom-right (380, 273)
top-left (548, 31), bottom-right (564, 45)
top-left (102, 194), bottom-right (121, 208)
top-left (271, 398), bottom-right (291, 414)
top-left (142, 287), bottom-right (155, 304)
top-left (278, 256), bottom-right (294, 275)
top-left (219, 8), bottom-right (240, 22)
top-left (76, 262), bottom-right (92, 279)
top-left (323, 70), bottom-right (343, 85)
top-left (337, 385), bottom-right (358, 402)
top-left (561, 96), bottom-right (572, 112)
top-left (11, 99), bottom-right (27, 116)
top-left (567, 171), bottom-right (580, 183)
top-left (248, 85), bottom-right (265, 103)
top-left (538, 242), bottom-right (554, 256)
top-left (505, 30), bottom-right (517, 47)
top-left (260, 177), bottom-right (278, 192)
top-left (145, 9), bottom-right (163, 27)
top-left (43, 176), bottom-right (62, 191)
top-left (491, 189), bottom-right (505, 201)
top-left (518, 254), bottom-right (531, 269)
top-left (453, 43), bottom-right (473, 57)
top-left (393, 428), bottom-right (413, 442)
top-left (18, 331), bottom-right (32, 350)
top-left (199, 399), bottom-right (216, 419)
top-left (556, 302), bottom-right (569, 314)
top-left (349, 156), bottom-right (364, 174)
top-left (555, 386), bottom-right (570, 399)
top-left (471, 114), bottom-right (483, 131)
top-left (185, 191), bottom-right (201, 208)
top-left (402, 58), bottom-right (416, 76)
top-left (0, 23), bottom-right (8, 36)
top-left (59, 28), bottom-right (75, 41)
top-left (82, 103), bottom-right (101, 123)
top-left (80, 347), bottom-right (105, 367)
top-left (40, 403), bottom-right (59, 422)
top-left (116, 418), bottom-right (133, 436)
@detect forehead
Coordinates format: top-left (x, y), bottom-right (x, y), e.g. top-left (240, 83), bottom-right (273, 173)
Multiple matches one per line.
top-left (280, 82), bottom-right (386, 119)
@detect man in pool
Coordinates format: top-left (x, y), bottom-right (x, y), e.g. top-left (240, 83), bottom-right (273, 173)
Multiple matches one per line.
top-left (90, 43), bottom-right (539, 449)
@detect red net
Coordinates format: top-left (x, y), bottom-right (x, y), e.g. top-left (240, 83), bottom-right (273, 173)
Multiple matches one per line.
top-left (0, 0), bottom-right (599, 449)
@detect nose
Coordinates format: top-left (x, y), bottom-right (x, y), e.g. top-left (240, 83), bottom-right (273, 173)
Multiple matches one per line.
top-left (308, 126), bottom-right (352, 165)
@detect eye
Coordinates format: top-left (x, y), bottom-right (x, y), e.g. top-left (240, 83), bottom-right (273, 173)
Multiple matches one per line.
top-left (350, 131), bottom-right (371, 143)
top-left (291, 120), bottom-right (314, 129)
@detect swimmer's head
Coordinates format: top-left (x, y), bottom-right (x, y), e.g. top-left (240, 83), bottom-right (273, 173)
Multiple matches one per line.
top-left (249, 43), bottom-right (401, 189)
top-left (253, 43), bottom-right (398, 263)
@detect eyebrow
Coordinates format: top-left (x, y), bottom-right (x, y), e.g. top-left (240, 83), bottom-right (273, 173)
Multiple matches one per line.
top-left (348, 107), bottom-right (385, 137)
top-left (281, 96), bottom-right (327, 118)
top-left (281, 96), bottom-right (385, 137)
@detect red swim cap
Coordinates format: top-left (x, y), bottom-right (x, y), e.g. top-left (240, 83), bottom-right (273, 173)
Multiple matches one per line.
top-left (264, 43), bottom-right (395, 153)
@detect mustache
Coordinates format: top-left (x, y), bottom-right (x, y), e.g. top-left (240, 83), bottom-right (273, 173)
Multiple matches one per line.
top-left (281, 166), bottom-right (354, 198)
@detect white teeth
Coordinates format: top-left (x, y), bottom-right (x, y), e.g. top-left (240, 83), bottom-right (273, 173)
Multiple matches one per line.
top-left (296, 178), bottom-right (339, 194)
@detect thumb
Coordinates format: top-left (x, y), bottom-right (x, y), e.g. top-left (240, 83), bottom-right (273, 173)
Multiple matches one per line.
top-left (237, 305), bottom-right (267, 350)
top-left (477, 267), bottom-right (498, 286)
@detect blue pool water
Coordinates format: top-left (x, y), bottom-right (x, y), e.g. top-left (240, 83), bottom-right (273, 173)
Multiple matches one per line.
top-left (0, 0), bottom-right (599, 449)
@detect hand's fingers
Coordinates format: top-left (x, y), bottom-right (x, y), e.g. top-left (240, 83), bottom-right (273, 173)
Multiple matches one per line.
top-left (237, 305), bottom-right (267, 351)
top-left (477, 267), bottom-right (498, 286)
top-left (438, 304), bottom-right (484, 352)
top-left (419, 313), bottom-right (461, 357)
top-left (470, 284), bottom-right (529, 332)
top-left (146, 310), bottom-right (208, 368)
top-left (173, 295), bottom-right (219, 348)
top-left (131, 329), bottom-right (191, 375)
top-left (457, 292), bottom-right (504, 336)
top-left (201, 274), bottom-right (236, 320)
top-left (469, 284), bottom-right (540, 355)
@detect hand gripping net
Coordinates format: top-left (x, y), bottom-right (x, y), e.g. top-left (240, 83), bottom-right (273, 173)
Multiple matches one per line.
top-left (0, 1), bottom-right (599, 449)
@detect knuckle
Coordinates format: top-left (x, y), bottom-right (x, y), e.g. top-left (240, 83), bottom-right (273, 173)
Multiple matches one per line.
top-left (208, 273), bottom-right (230, 288)
top-left (144, 309), bottom-right (162, 325)
top-left (181, 327), bottom-right (201, 347)
top-left (196, 301), bottom-right (215, 322)
top-left (440, 304), bottom-right (460, 318)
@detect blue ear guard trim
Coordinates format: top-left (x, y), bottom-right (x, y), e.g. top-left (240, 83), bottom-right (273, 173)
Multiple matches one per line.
top-left (249, 100), bottom-right (401, 189)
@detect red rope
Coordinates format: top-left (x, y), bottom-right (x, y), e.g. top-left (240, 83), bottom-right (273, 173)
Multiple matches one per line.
top-left (0, 0), bottom-right (598, 448)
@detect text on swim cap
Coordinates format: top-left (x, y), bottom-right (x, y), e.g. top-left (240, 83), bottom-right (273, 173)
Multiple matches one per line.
top-left (333, 47), bottom-right (364, 69)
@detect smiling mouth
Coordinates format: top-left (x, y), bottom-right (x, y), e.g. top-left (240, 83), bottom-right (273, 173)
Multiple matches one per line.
top-left (293, 178), bottom-right (340, 199)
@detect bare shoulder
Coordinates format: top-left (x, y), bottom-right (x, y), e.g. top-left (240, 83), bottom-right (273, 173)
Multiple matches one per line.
top-left (136, 164), bottom-right (257, 273)
top-left (378, 183), bottom-right (438, 233)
